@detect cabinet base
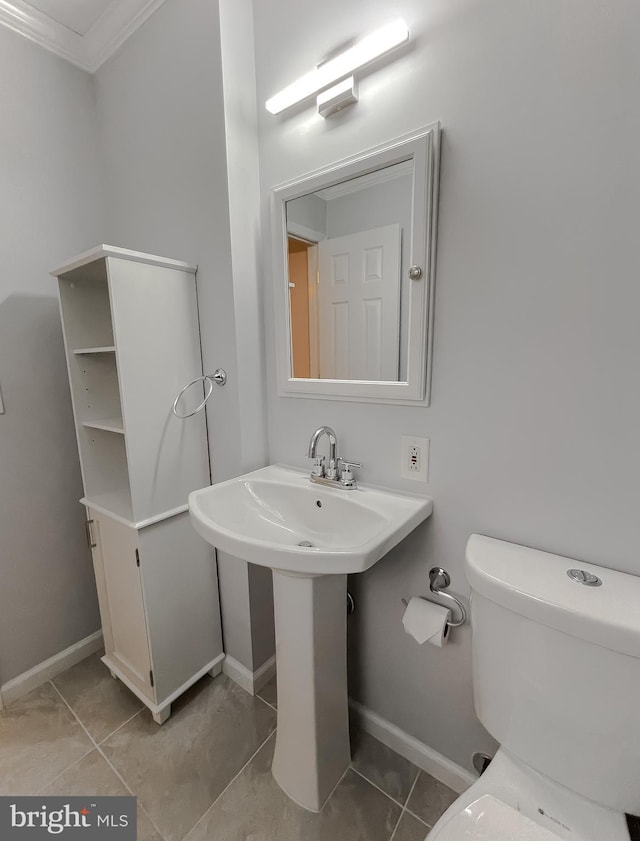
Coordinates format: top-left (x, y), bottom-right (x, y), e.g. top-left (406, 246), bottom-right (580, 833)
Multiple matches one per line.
top-left (101, 651), bottom-right (225, 723)
top-left (152, 706), bottom-right (171, 725)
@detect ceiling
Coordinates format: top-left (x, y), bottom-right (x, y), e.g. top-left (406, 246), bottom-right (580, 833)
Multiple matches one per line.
top-left (0, 0), bottom-right (168, 71)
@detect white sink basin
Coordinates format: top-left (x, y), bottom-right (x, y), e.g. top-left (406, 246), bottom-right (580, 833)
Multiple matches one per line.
top-left (188, 462), bottom-right (433, 813)
top-left (188, 463), bottom-right (433, 575)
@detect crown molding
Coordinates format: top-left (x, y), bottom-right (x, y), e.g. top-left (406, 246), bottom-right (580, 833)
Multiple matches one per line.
top-left (0, 0), bottom-right (89, 69)
top-left (0, 0), bottom-right (169, 73)
top-left (83, 0), bottom-right (168, 72)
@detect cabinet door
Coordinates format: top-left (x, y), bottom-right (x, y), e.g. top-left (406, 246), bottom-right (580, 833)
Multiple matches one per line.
top-left (89, 510), bottom-right (153, 695)
top-left (107, 257), bottom-right (210, 523)
top-left (138, 512), bottom-right (223, 704)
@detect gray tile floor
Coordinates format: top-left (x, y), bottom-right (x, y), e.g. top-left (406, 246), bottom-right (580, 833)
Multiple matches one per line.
top-left (0, 655), bottom-right (456, 840)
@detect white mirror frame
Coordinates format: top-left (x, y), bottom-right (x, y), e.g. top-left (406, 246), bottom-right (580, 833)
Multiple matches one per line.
top-left (272, 122), bottom-right (440, 405)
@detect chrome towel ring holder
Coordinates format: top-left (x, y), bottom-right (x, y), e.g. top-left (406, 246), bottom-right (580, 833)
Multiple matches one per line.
top-left (172, 369), bottom-right (227, 419)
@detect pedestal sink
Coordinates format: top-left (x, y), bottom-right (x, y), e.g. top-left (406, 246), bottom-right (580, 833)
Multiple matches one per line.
top-left (189, 464), bottom-right (433, 811)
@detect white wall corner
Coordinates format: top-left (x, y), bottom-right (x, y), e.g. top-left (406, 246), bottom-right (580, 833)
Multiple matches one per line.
top-left (218, 0), bottom-right (269, 473)
top-left (0, 631), bottom-right (103, 709)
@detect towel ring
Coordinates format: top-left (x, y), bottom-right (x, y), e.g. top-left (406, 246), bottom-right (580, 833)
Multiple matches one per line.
top-left (172, 369), bottom-right (227, 419)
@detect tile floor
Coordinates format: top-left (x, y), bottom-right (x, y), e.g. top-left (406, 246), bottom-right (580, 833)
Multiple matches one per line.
top-left (0, 655), bottom-right (457, 840)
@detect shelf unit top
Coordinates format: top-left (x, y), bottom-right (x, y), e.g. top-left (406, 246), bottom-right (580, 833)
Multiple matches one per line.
top-left (50, 244), bottom-right (198, 278)
top-left (82, 417), bottom-right (124, 434)
top-left (81, 494), bottom-right (190, 531)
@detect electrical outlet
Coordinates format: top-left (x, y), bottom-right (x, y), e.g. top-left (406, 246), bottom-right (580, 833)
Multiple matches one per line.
top-left (401, 435), bottom-right (429, 482)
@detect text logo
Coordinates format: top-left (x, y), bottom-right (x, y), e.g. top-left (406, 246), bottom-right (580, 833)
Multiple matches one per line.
top-left (0, 797), bottom-right (136, 839)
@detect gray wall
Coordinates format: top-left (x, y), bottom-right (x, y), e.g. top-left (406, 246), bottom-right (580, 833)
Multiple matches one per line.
top-left (94, 0), bottom-right (274, 672)
top-left (0, 27), bottom-right (104, 683)
top-left (287, 193), bottom-right (327, 236)
top-left (254, 0), bottom-right (640, 771)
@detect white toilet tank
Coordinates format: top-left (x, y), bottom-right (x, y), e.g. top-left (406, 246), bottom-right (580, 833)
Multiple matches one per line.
top-left (466, 534), bottom-right (640, 815)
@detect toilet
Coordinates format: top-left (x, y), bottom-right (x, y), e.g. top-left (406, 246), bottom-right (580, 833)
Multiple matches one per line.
top-left (426, 533), bottom-right (640, 841)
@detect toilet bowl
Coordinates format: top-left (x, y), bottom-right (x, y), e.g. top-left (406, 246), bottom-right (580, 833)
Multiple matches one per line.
top-left (426, 749), bottom-right (628, 840)
top-left (426, 534), bottom-right (640, 841)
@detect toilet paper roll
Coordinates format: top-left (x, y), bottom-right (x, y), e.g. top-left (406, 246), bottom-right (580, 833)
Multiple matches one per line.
top-left (402, 597), bottom-right (451, 647)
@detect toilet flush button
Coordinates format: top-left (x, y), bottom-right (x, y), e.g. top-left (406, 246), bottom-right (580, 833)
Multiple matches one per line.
top-left (567, 568), bottom-right (602, 587)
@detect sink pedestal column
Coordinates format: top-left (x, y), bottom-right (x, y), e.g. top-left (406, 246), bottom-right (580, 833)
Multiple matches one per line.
top-left (271, 570), bottom-right (351, 812)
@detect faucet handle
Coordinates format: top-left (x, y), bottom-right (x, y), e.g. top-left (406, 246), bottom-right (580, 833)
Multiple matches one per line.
top-left (310, 455), bottom-right (325, 478)
top-left (325, 457), bottom-right (339, 480)
top-left (340, 460), bottom-right (362, 486)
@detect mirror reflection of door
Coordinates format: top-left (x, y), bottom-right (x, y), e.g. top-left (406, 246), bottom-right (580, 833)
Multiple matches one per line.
top-left (317, 224), bottom-right (400, 380)
top-left (289, 226), bottom-right (400, 380)
top-left (286, 160), bottom-right (411, 382)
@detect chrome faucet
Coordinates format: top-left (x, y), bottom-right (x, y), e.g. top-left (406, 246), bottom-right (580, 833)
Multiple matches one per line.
top-left (308, 425), bottom-right (338, 478)
top-left (306, 426), bottom-right (362, 489)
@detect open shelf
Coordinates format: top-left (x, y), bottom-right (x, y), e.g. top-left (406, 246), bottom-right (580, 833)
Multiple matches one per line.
top-left (78, 427), bottom-right (132, 517)
top-left (57, 246), bottom-right (210, 526)
top-left (74, 346), bottom-right (116, 355)
top-left (58, 259), bottom-right (114, 349)
top-left (69, 352), bottom-right (122, 427)
top-left (82, 416), bottom-right (124, 434)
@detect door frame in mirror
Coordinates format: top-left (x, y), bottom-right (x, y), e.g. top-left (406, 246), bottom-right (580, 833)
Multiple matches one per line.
top-left (271, 122), bottom-right (440, 405)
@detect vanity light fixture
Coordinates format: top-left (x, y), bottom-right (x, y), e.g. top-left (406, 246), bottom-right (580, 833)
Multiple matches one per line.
top-left (317, 77), bottom-right (359, 118)
top-left (265, 19), bottom-right (409, 115)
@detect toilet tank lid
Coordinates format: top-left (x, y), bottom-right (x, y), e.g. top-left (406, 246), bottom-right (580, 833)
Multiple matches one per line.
top-left (465, 534), bottom-right (640, 659)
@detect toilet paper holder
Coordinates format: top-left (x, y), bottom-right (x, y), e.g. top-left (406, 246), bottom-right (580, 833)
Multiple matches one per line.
top-left (401, 567), bottom-right (467, 629)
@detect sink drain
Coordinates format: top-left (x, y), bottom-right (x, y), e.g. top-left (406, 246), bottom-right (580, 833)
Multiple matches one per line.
top-left (298, 540), bottom-right (314, 547)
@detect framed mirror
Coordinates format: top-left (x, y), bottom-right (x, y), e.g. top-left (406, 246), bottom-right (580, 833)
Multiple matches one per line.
top-left (271, 123), bottom-right (440, 404)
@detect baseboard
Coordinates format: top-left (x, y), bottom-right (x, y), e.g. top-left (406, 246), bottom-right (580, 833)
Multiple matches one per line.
top-left (221, 655), bottom-right (254, 694)
top-left (0, 630), bottom-right (103, 709)
top-left (349, 699), bottom-right (477, 794)
top-left (252, 654), bottom-right (276, 694)
top-left (222, 653), bottom-right (276, 696)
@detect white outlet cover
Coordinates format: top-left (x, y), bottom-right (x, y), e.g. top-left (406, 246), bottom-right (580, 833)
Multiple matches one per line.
top-left (401, 435), bottom-right (429, 482)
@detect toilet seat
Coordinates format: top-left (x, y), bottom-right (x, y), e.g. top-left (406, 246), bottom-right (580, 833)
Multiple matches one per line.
top-left (426, 795), bottom-right (562, 841)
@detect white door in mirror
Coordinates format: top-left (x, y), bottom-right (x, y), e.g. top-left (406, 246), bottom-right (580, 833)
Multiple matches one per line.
top-left (317, 224), bottom-right (401, 380)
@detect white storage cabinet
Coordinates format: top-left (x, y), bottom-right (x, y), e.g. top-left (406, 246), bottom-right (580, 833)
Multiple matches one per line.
top-left (53, 245), bottom-right (223, 724)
